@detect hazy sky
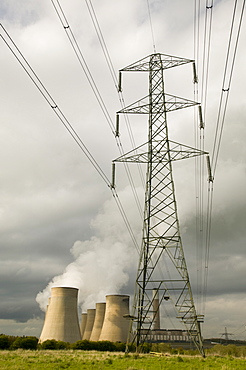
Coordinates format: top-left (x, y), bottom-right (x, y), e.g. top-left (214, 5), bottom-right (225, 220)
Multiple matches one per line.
top-left (0, 0), bottom-right (245, 341)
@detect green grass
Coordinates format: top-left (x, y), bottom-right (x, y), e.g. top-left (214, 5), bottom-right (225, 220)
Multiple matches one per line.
top-left (0, 350), bottom-right (246, 370)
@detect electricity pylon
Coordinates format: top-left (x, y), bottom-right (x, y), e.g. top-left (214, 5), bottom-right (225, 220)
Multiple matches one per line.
top-left (113, 53), bottom-right (207, 357)
top-left (220, 327), bottom-right (233, 343)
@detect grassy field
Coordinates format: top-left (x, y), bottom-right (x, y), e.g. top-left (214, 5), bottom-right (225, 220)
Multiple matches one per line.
top-left (1, 350), bottom-right (246, 369)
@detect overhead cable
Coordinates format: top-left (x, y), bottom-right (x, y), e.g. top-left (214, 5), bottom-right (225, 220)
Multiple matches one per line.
top-left (85, 0), bottom-right (118, 89)
top-left (211, 0), bottom-right (245, 175)
top-left (202, 180), bottom-right (214, 314)
top-left (146, 0), bottom-right (157, 53)
top-left (51, 0), bottom-right (115, 135)
top-left (50, 0), bottom-right (143, 251)
top-left (200, 0), bottom-right (214, 116)
top-left (198, 0), bottom-right (245, 315)
top-left (0, 22), bottom-right (141, 254)
top-left (199, 0), bottom-right (214, 317)
top-left (51, 0), bottom-right (143, 250)
top-left (83, 0), bottom-right (146, 186)
top-left (0, 23), bottom-right (110, 187)
top-left (85, 0), bottom-right (146, 202)
top-left (193, 0), bottom-right (207, 315)
top-left (52, 0), bottom-right (145, 219)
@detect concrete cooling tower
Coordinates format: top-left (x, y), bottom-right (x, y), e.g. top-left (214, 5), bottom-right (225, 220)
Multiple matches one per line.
top-left (90, 302), bottom-right (106, 341)
top-left (82, 308), bottom-right (96, 340)
top-left (39, 287), bottom-right (81, 343)
top-left (80, 312), bottom-right (87, 339)
top-left (99, 294), bottom-right (130, 342)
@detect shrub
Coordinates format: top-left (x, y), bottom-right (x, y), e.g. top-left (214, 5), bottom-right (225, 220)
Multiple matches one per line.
top-left (40, 339), bottom-right (58, 349)
top-left (96, 341), bottom-right (116, 352)
top-left (226, 344), bottom-right (240, 357)
top-left (71, 340), bottom-right (127, 352)
top-left (56, 341), bottom-right (70, 349)
top-left (0, 335), bottom-right (11, 349)
top-left (140, 342), bottom-right (152, 353)
top-left (114, 342), bottom-right (126, 352)
top-left (171, 348), bottom-right (178, 355)
top-left (71, 340), bottom-right (93, 350)
top-left (207, 344), bottom-right (243, 357)
top-left (126, 342), bottom-right (136, 353)
top-left (151, 342), bottom-right (171, 354)
top-left (11, 336), bottom-right (38, 350)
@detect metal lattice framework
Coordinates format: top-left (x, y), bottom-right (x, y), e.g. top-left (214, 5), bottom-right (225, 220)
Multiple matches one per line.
top-left (113, 53), bottom-right (207, 356)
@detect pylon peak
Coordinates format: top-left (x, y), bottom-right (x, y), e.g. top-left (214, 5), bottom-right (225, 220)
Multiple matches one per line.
top-left (120, 53), bottom-right (194, 72)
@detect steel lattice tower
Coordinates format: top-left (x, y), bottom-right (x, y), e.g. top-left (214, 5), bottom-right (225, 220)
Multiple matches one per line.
top-left (113, 53), bottom-right (207, 356)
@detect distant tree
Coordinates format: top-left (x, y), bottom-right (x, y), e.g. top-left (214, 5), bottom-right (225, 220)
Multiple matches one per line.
top-left (40, 339), bottom-right (58, 350)
top-left (140, 342), bottom-right (152, 353)
top-left (151, 342), bottom-right (171, 353)
top-left (114, 342), bottom-right (126, 352)
top-left (11, 336), bottom-right (38, 350)
top-left (71, 339), bottom-right (93, 350)
top-left (56, 341), bottom-right (70, 349)
top-left (96, 341), bottom-right (116, 351)
top-left (126, 342), bottom-right (136, 353)
top-left (0, 335), bottom-right (11, 349)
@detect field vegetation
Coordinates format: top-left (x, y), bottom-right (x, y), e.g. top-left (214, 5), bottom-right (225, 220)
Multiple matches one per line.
top-left (1, 335), bottom-right (246, 369)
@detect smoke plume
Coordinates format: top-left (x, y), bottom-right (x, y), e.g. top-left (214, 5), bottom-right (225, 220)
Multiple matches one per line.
top-left (36, 186), bottom-right (142, 311)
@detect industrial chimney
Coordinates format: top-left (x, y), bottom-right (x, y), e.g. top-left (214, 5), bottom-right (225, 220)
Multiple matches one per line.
top-left (152, 288), bottom-right (160, 330)
top-left (39, 287), bottom-right (81, 343)
top-left (82, 308), bottom-right (96, 340)
top-left (80, 312), bottom-right (87, 339)
top-left (99, 294), bottom-right (130, 342)
top-left (90, 302), bottom-right (106, 341)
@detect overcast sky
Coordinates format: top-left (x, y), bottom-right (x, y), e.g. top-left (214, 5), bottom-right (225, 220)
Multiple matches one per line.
top-left (0, 0), bottom-right (245, 341)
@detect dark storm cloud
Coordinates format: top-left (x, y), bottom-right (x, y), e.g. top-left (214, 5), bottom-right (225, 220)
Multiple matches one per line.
top-left (0, 287), bottom-right (43, 323)
top-left (0, 260), bottom-right (48, 322)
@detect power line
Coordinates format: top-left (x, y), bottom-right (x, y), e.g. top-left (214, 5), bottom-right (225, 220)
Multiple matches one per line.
top-left (202, 180), bottom-right (214, 315)
top-left (51, 0), bottom-right (115, 135)
top-left (83, 0), bottom-right (146, 186)
top-left (84, 0), bottom-right (118, 89)
top-left (194, 0), bottom-right (245, 317)
top-left (199, 1), bottom-right (214, 317)
top-left (0, 23), bottom-right (110, 187)
top-left (200, 0), bottom-right (214, 116)
top-left (193, 0), bottom-right (213, 316)
top-left (146, 0), bottom-right (157, 53)
top-left (83, 3), bottom-right (180, 259)
top-left (0, 22), bottom-right (141, 254)
top-left (53, 0), bottom-right (145, 219)
top-left (211, 0), bottom-right (245, 175)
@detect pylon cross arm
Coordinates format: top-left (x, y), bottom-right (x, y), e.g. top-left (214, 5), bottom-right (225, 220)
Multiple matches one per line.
top-left (113, 140), bottom-right (208, 163)
top-left (117, 94), bottom-right (199, 115)
top-left (120, 53), bottom-right (194, 72)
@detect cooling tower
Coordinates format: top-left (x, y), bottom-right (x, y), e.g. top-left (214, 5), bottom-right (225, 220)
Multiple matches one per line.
top-left (80, 312), bottom-right (87, 338)
top-left (44, 297), bottom-right (50, 321)
top-left (82, 308), bottom-right (96, 340)
top-left (90, 302), bottom-right (106, 341)
top-left (39, 287), bottom-right (81, 343)
top-left (152, 288), bottom-right (160, 330)
top-left (99, 294), bottom-right (130, 342)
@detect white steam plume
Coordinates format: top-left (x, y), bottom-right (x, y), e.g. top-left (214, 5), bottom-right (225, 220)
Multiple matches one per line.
top-left (36, 186), bottom-right (142, 311)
